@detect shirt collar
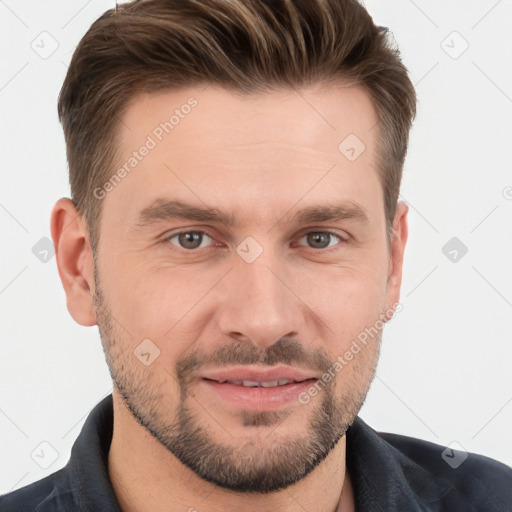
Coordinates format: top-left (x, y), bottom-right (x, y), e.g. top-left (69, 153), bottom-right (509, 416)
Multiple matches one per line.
top-left (68, 394), bottom-right (122, 511)
top-left (346, 416), bottom-right (453, 510)
top-left (67, 394), bottom-right (450, 511)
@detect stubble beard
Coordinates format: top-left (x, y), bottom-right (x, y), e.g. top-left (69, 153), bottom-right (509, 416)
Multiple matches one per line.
top-left (92, 268), bottom-right (379, 493)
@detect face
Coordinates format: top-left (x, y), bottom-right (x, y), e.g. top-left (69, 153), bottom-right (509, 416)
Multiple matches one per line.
top-left (90, 84), bottom-right (405, 493)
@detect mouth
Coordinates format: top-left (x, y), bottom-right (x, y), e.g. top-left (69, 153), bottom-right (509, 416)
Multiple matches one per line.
top-left (198, 366), bottom-right (319, 411)
top-left (203, 378), bottom-right (312, 387)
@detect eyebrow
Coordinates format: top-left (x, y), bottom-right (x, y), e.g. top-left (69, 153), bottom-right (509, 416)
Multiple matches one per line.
top-left (135, 199), bottom-right (369, 229)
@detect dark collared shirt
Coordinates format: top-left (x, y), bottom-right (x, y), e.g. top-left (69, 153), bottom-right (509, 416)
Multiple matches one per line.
top-left (1, 394), bottom-right (511, 511)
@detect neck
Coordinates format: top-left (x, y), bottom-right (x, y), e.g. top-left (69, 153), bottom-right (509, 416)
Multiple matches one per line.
top-left (108, 391), bottom-right (355, 512)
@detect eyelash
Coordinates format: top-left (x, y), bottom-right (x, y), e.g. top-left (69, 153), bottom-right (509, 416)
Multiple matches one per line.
top-left (163, 229), bottom-right (348, 254)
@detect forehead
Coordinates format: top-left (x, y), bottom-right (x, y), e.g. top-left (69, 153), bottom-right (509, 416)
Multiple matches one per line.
top-left (101, 83), bottom-right (382, 231)
top-left (120, 83), bottom-right (377, 158)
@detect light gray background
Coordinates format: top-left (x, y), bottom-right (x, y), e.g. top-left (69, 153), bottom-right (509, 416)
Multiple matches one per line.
top-left (1, 0), bottom-right (511, 494)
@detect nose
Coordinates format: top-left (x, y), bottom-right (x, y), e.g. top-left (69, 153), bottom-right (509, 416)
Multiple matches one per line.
top-left (215, 247), bottom-right (306, 349)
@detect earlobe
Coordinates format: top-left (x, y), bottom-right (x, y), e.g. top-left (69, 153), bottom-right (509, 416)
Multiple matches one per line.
top-left (50, 198), bottom-right (97, 326)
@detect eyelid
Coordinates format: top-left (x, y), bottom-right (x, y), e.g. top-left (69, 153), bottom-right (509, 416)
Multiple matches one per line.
top-left (164, 229), bottom-right (219, 249)
top-left (162, 228), bottom-right (350, 252)
top-left (293, 230), bottom-right (349, 253)
top-left (296, 227), bottom-right (350, 240)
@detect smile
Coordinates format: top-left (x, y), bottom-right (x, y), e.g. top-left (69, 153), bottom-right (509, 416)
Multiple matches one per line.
top-left (211, 379), bottom-right (307, 387)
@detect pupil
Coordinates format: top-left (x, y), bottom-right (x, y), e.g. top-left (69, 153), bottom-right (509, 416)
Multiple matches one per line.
top-left (308, 232), bottom-right (330, 249)
top-left (179, 232), bottom-right (201, 249)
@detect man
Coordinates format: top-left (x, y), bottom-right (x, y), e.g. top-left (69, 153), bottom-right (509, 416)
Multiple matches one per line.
top-left (1, 0), bottom-right (511, 510)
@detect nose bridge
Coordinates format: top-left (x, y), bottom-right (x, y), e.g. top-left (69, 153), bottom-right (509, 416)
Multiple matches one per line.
top-left (216, 245), bottom-right (303, 347)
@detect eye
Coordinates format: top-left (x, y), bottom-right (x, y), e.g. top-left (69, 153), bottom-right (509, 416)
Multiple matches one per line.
top-left (164, 230), bottom-right (346, 253)
top-left (166, 231), bottom-right (214, 250)
top-left (297, 231), bottom-right (343, 251)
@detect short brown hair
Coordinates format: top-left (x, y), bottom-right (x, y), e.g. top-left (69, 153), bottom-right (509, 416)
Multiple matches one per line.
top-left (58, 0), bottom-right (416, 251)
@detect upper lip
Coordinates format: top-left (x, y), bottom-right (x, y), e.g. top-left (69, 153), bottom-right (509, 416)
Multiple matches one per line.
top-left (200, 365), bottom-right (319, 383)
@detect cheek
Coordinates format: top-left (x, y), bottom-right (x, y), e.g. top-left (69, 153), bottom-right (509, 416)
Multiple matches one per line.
top-left (297, 258), bottom-right (389, 335)
top-left (318, 274), bottom-right (386, 395)
top-left (98, 233), bottom-right (390, 363)
top-left (99, 258), bottom-right (218, 365)
top-left (96, 273), bottom-right (187, 413)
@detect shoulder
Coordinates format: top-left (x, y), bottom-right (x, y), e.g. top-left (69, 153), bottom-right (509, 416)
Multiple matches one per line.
top-left (0, 466), bottom-right (78, 512)
top-left (347, 417), bottom-right (512, 511)
top-left (381, 429), bottom-right (512, 510)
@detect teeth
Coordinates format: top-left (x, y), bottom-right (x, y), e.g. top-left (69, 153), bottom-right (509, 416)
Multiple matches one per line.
top-left (221, 379), bottom-right (293, 387)
top-left (242, 380), bottom-right (260, 387)
top-left (212, 378), bottom-right (301, 387)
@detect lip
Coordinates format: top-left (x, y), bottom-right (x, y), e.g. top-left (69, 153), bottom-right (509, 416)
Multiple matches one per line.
top-left (198, 365), bottom-right (319, 412)
top-left (200, 365), bottom-right (319, 384)
top-left (200, 379), bottom-right (316, 411)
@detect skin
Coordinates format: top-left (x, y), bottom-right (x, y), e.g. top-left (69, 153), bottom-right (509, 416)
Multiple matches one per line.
top-left (51, 83), bottom-right (408, 512)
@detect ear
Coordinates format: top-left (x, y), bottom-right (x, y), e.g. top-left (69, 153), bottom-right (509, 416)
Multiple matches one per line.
top-left (50, 198), bottom-right (97, 326)
top-left (385, 201), bottom-right (408, 317)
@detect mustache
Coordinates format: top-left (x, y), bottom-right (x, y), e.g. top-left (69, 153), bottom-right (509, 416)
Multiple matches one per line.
top-left (176, 337), bottom-right (332, 385)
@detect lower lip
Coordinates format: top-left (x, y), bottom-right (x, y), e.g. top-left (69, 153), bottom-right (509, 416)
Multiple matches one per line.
top-left (200, 379), bottom-right (316, 411)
